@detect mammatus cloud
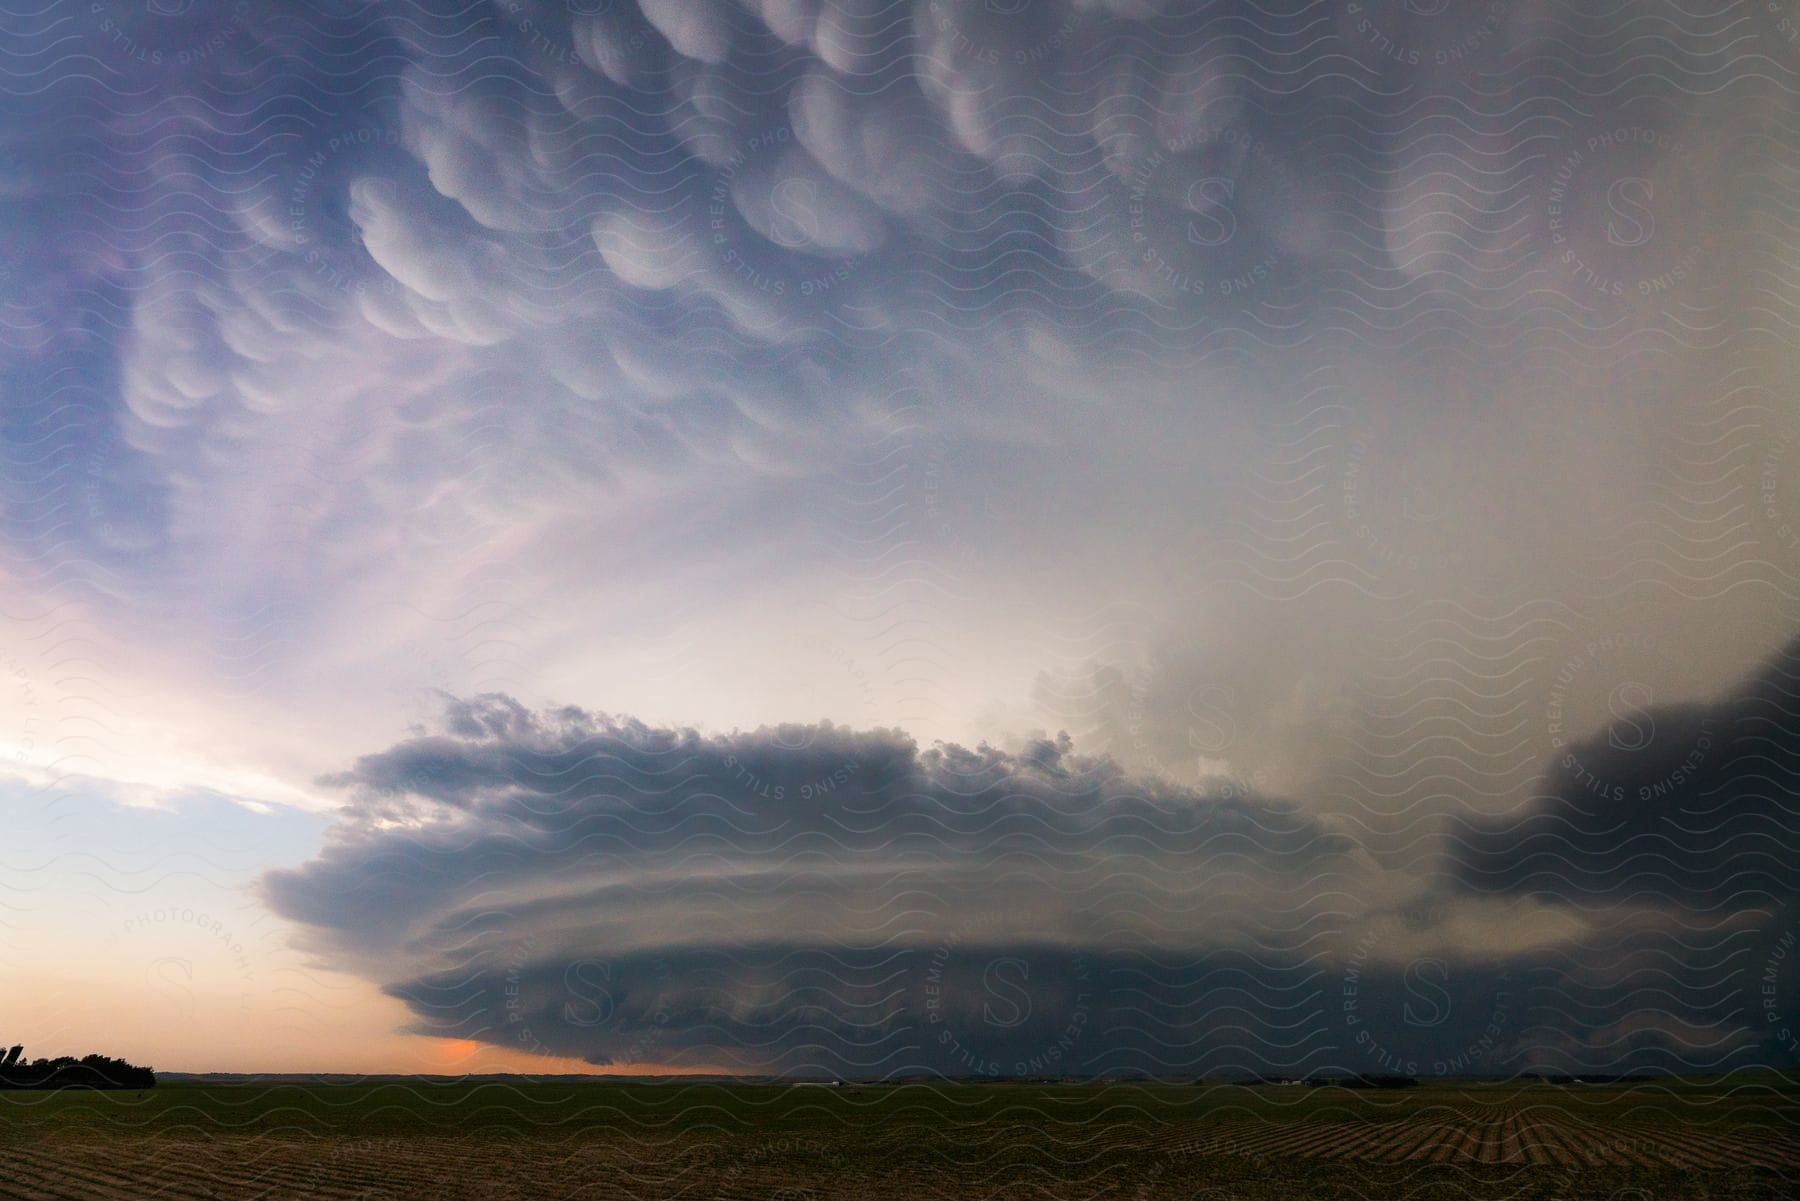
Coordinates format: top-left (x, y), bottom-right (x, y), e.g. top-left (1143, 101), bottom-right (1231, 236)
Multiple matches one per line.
top-left (3, 0), bottom-right (1789, 757)
top-left (14, 1), bottom-right (1773, 511)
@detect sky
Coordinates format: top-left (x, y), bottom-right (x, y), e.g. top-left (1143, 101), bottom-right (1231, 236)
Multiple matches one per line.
top-left (1, 0), bottom-right (1799, 1079)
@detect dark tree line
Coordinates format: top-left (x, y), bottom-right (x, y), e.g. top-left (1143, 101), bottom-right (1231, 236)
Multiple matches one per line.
top-left (0, 1045), bottom-right (155, 1089)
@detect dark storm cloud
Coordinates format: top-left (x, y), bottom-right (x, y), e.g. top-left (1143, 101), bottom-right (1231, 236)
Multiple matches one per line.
top-left (272, 694), bottom-right (1346, 936)
top-left (381, 929), bottom-right (1800, 1077)
top-left (1448, 633), bottom-right (1800, 907)
top-left (265, 695), bottom-right (1355, 1074)
top-left (266, 692), bottom-right (1800, 1076)
top-left (392, 944), bottom-right (1530, 1078)
top-left (1436, 634), bottom-right (1800, 1074)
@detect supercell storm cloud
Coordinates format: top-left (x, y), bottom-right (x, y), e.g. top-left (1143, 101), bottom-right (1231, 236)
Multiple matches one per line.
top-left (1, 2), bottom-right (1799, 1078)
top-left (263, 697), bottom-right (1352, 1075)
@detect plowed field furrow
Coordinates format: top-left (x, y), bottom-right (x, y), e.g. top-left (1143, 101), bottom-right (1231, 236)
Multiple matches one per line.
top-left (1340, 1124), bottom-right (1403, 1162)
top-left (1388, 1123), bottom-right (1435, 1162)
top-left (1648, 1145), bottom-right (1706, 1166)
top-left (129, 1151), bottom-right (418, 1200)
top-left (1713, 1137), bottom-right (1767, 1168)
top-left (1510, 1112), bottom-right (1539, 1163)
top-left (1243, 1119), bottom-right (1312, 1149)
top-left (1714, 1130), bottom-right (1800, 1169)
top-left (1286, 1122), bottom-right (1364, 1157)
top-left (1396, 1123), bottom-right (1454, 1159)
top-left (1370, 1125), bottom-right (1421, 1159)
top-left (1267, 1122), bottom-right (1338, 1156)
top-left (1535, 1121), bottom-right (1581, 1164)
top-left (1481, 1115), bottom-right (1508, 1161)
top-left (0, 1183), bottom-right (74, 1201)
top-left (0, 1163), bottom-right (76, 1201)
top-left (1610, 1127), bottom-right (1669, 1168)
top-left (1281, 1123), bottom-right (1353, 1159)
top-left (1488, 1113), bottom-right (1516, 1163)
top-left (1425, 1122), bottom-right (1468, 1162)
top-left (1424, 1125), bottom-right (1461, 1163)
top-left (1194, 1123), bottom-right (1287, 1156)
top-left (1540, 1119), bottom-right (1580, 1165)
top-left (1440, 1122), bottom-right (1471, 1162)
top-left (0, 1150), bottom-right (190, 1201)
top-left (16, 1142), bottom-right (554, 1201)
top-left (1556, 1128), bottom-right (1606, 1167)
top-left (97, 1151), bottom-right (311, 1194)
top-left (11, 1099), bottom-right (1796, 1200)
top-left (1394, 1123), bottom-right (1448, 1161)
top-left (1657, 1136), bottom-right (1718, 1171)
top-left (1539, 1118), bottom-right (1586, 1167)
top-left (1703, 1134), bottom-right (1784, 1170)
top-left (1676, 1139), bottom-right (1734, 1170)
top-left (1193, 1134), bottom-right (1262, 1157)
top-left (1515, 1123), bottom-right (1558, 1165)
top-left (117, 1163), bottom-right (377, 1201)
top-left (1692, 1145), bottom-right (1764, 1166)
top-left (1381, 1117), bottom-right (1444, 1163)
top-left (1312, 1122), bottom-right (1390, 1159)
top-left (168, 1158), bottom-right (387, 1201)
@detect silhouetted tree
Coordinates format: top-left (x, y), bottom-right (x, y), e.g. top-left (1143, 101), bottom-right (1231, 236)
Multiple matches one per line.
top-left (0, 1046), bottom-right (153, 1089)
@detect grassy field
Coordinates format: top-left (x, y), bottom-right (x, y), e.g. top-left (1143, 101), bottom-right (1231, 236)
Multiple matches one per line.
top-left (1, 1075), bottom-right (1796, 1199)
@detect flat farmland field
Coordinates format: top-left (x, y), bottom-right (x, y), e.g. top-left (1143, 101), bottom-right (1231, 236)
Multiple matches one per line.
top-left (1, 1076), bottom-right (1796, 1200)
